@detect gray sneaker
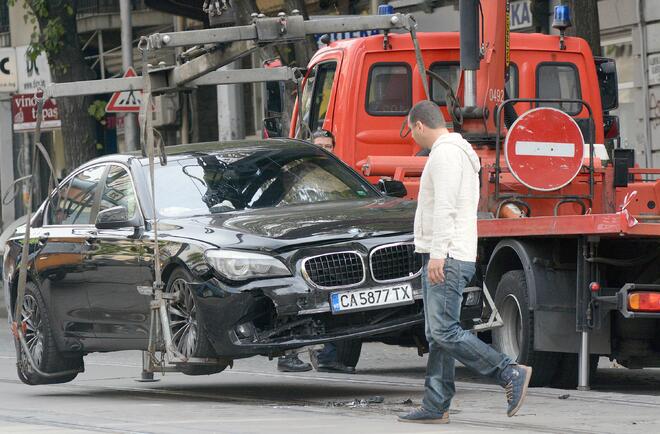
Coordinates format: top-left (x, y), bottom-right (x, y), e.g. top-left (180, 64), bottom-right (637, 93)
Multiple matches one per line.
top-left (500, 364), bottom-right (533, 417)
top-left (398, 407), bottom-right (449, 424)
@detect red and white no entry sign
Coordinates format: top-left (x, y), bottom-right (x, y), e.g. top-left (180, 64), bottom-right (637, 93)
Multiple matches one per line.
top-left (504, 107), bottom-right (585, 191)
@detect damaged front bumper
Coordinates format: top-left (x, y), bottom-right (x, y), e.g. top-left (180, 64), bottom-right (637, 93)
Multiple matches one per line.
top-left (189, 271), bottom-right (484, 358)
top-left (189, 275), bottom-right (426, 358)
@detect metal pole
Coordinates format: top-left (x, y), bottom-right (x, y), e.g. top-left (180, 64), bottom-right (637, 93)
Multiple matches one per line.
top-left (0, 95), bottom-right (15, 230)
top-left (460, 0), bottom-right (480, 107)
top-left (21, 132), bottom-right (30, 214)
top-left (98, 30), bottom-right (106, 80)
top-left (120, 0), bottom-right (138, 152)
top-left (637, 0), bottom-right (653, 167)
top-left (175, 16), bottom-right (189, 144)
top-left (578, 331), bottom-right (590, 391)
top-left (464, 70), bottom-right (477, 107)
top-left (371, 0), bottom-right (379, 14)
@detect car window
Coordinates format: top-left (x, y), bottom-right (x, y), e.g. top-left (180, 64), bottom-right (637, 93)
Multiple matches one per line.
top-left (506, 63), bottom-right (519, 99)
top-left (100, 165), bottom-right (138, 219)
top-left (366, 63), bottom-right (412, 115)
top-left (149, 148), bottom-right (378, 218)
top-left (49, 165), bottom-right (106, 225)
top-left (430, 63), bottom-right (460, 106)
top-left (309, 62), bottom-right (337, 131)
top-left (536, 62), bottom-right (582, 115)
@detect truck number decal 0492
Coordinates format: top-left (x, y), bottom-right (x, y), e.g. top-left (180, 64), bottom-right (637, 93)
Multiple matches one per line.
top-left (488, 88), bottom-right (505, 104)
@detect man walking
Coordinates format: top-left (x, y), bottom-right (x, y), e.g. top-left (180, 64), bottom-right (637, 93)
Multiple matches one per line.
top-left (399, 101), bottom-right (532, 424)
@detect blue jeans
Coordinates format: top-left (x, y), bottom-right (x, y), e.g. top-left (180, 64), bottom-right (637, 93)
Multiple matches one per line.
top-left (421, 255), bottom-right (512, 413)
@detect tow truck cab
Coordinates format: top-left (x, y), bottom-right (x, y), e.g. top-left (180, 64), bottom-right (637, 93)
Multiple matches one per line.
top-left (290, 32), bottom-right (619, 191)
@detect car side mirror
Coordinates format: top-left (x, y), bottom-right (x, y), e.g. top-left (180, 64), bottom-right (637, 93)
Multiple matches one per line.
top-left (377, 179), bottom-right (407, 198)
top-left (95, 206), bottom-right (133, 230)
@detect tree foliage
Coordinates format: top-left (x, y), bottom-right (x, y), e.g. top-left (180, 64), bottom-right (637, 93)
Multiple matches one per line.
top-left (11, 0), bottom-right (98, 170)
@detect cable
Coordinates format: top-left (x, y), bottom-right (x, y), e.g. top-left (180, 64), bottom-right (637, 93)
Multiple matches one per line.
top-left (478, 0), bottom-right (485, 59)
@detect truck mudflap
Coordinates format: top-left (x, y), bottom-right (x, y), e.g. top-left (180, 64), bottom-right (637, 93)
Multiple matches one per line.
top-left (595, 283), bottom-right (660, 318)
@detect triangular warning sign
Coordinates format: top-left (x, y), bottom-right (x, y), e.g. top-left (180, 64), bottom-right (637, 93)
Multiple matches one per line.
top-left (106, 67), bottom-right (143, 113)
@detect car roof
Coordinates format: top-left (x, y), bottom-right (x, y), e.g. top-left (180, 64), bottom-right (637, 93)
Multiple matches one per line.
top-left (77, 139), bottom-right (322, 169)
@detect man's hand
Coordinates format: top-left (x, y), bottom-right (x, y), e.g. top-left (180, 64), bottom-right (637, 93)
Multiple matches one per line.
top-left (428, 258), bottom-right (445, 285)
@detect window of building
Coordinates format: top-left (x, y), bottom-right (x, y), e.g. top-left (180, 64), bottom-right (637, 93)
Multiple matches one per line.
top-left (536, 62), bottom-right (582, 115)
top-left (366, 63), bottom-right (412, 116)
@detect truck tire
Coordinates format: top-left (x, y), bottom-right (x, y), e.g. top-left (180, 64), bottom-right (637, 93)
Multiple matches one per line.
top-left (551, 353), bottom-right (599, 389)
top-left (166, 268), bottom-right (228, 376)
top-left (16, 282), bottom-right (83, 385)
top-left (492, 270), bottom-right (560, 387)
top-left (335, 339), bottom-right (362, 368)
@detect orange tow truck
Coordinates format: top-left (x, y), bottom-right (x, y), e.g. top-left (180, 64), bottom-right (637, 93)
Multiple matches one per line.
top-left (288, 1), bottom-right (660, 389)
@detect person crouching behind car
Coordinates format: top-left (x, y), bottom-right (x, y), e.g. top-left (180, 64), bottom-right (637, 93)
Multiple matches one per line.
top-left (311, 128), bottom-right (335, 152)
top-left (276, 129), bottom-right (357, 374)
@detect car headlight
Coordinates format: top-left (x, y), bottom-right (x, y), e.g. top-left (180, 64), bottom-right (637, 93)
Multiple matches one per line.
top-left (204, 249), bottom-right (291, 281)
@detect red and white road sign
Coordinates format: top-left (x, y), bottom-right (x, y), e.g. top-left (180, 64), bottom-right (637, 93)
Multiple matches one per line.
top-left (504, 107), bottom-right (585, 191)
top-left (106, 67), bottom-right (142, 113)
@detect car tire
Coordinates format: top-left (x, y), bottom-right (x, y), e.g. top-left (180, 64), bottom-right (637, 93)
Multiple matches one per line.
top-left (335, 339), bottom-right (362, 368)
top-left (16, 282), bottom-right (83, 385)
top-left (166, 267), bottom-right (228, 376)
top-left (492, 270), bottom-right (560, 387)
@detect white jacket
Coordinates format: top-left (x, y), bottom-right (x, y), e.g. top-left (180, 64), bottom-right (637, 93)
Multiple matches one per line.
top-left (414, 132), bottom-right (480, 262)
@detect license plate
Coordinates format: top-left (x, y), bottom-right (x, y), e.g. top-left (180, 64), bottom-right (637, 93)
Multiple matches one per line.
top-left (330, 283), bottom-right (413, 314)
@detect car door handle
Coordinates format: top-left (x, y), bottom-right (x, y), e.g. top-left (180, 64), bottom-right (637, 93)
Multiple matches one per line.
top-left (38, 233), bottom-right (49, 246)
top-left (71, 229), bottom-right (98, 243)
top-left (71, 229), bottom-right (97, 236)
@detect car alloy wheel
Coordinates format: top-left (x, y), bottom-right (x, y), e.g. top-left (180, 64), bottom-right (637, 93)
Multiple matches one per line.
top-left (21, 294), bottom-right (45, 371)
top-left (168, 278), bottom-right (199, 358)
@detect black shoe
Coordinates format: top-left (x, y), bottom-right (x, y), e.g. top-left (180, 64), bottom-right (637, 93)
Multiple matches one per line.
top-left (277, 355), bottom-right (312, 372)
top-left (316, 361), bottom-right (356, 374)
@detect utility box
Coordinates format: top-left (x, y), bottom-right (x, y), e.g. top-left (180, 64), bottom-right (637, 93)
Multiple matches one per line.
top-left (152, 93), bottom-right (180, 127)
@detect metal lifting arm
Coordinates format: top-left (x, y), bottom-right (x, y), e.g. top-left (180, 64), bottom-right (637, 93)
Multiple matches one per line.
top-left (145, 14), bottom-right (411, 48)
top-left (46, 13), bottom-right (410, 98)
top-left (46, 67), bottom-right (298, 98)
top-left (141, 13), bottom-right (412, 92)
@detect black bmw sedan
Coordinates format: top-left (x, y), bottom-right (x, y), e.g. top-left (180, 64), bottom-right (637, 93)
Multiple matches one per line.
top-left (3, 140), bottom-right (479, 385)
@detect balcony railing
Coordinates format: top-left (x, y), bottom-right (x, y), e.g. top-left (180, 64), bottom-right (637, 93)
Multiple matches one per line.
top-left (78, 0), bottom-right (148, 15)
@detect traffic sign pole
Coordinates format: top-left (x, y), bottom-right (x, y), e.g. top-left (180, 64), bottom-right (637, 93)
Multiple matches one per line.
top-left (120, 0), bottom-right (138, 152)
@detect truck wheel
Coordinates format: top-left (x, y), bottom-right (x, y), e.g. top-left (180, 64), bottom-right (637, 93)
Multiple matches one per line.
top-left (335, 339), bottom-right (362, 368)
top-left (492, 270), bottom-right (560, 387)
top-left (167, 268), bottom-right (228, 376)
top-left (16, 282), bottom-right (83, 385)
top-left (551, 353), bottom-right (599, 389)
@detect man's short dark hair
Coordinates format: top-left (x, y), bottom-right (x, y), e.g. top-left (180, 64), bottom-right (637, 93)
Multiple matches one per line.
top-left (311, 129), bottom-right (335, 146)
top-left (408, 100), bottom-right (446, 129)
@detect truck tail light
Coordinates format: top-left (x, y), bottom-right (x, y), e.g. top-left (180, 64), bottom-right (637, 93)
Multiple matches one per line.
top-left (628, 292), bottom-right (660, 312)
